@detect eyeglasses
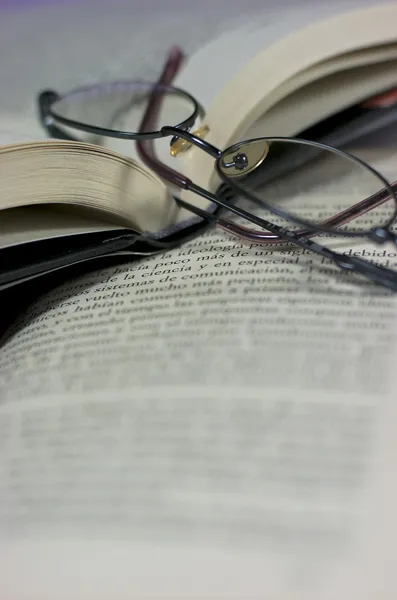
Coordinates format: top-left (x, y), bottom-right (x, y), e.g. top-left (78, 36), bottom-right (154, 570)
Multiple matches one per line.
top-left (38, 47), bottom-right (397, 292)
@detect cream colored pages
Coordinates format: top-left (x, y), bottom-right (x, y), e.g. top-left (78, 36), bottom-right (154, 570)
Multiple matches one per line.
top-left (0, 129), bottom-right (178, 245)
top-left (0, 141), bottom-right (176, 233)
top-left (174, 0), bottom-right (381, 114)
top-left (176, 1), bottom-right (397, 137)
top-left (2, 139), bottom-right (397, 598)
top-left (177, 2), bottom-right (397, 199)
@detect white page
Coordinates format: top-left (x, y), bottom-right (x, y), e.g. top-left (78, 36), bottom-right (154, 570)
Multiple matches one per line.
top-left (174, 0), bottom-right (381, 114)
top-left (2, 131), bottom-right (397, 598)
top-left (2, 2), bottom-right (397, 598)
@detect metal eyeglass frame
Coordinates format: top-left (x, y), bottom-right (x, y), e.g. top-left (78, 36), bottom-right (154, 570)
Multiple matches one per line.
top-left (38, 46), bottom-right (397, 291)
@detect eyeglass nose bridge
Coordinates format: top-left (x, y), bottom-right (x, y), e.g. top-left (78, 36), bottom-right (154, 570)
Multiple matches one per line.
top-left (162, 125), bottom-right (221, 159)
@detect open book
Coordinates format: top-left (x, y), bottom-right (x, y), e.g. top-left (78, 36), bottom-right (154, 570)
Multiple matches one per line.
top-left (2, 1), bottom-right (397, 289)
top-left (2, 2), bottom-right (397, 599)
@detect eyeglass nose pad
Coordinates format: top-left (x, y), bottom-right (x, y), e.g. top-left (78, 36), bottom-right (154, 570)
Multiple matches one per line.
top-left (169, 125), bottom-right (210, 157)
top-left (219, 139), bottom-right (269, 178)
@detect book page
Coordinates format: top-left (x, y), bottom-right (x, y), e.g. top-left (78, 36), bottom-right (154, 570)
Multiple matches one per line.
top-left (174, 0), bottom-right (381, 113)
top-left (178, 2), bottom-right (397, 200)
top-left (2, 135), bottom-right (397, 598)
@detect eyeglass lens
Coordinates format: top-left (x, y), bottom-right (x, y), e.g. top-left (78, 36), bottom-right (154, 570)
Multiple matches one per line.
top-left (217, 138), bottom-right (397, 235)
top-left (49, 82), bottom-right (197, 139)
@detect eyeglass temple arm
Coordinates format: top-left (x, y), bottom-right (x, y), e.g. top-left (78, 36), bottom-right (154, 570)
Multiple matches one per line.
top-left (37, 90), bottom-right (78, 141)
top-left (322, 181), bottom-right (397, 229)
top-left (136, 47), bottom-right (193, 189)
top-left (137, 48), bottom-right (221, 183)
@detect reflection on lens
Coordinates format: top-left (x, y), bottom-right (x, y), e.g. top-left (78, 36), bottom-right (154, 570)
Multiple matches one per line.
top-left (217, 138), bottom-right (396, 235)
top-left (50, 82), bottom-right (197, 136)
